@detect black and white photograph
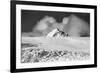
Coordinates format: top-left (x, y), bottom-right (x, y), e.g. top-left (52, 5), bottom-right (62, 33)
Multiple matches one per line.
top-left (21, 10), bottom-right (90, 63)
top-left (11, 1), bottom-right (97, 72)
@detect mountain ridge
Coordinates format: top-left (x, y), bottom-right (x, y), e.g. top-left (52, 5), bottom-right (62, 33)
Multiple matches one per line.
top-left (46, 28), bottom-right (69, 38)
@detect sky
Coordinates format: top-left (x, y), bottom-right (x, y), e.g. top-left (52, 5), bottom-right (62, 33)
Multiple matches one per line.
top-left (21, 10), bottom-right (90, 33)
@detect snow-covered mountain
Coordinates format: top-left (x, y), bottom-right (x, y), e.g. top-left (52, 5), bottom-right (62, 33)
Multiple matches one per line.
top-left (46, 28), bottom-right (69, 38)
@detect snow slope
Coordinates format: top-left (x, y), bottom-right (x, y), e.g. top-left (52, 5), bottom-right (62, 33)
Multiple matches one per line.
top-left (22, 36), bottom-right (90, 53)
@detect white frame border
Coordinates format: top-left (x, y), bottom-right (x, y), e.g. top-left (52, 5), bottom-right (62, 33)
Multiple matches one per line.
top-left (16, 4), bottom-right (94, 69)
